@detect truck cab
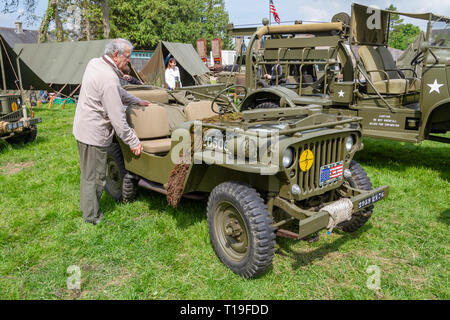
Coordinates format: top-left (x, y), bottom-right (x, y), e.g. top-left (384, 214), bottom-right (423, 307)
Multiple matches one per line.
top-left (239, 3), bottom-right (450, 144)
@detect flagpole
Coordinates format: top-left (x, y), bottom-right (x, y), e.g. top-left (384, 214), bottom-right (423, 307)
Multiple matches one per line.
top-left (269, 0), bottom-right (271, 25)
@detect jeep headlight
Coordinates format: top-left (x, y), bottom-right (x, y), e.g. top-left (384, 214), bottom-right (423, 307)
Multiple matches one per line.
top-left (345, 136), bottom-right (354, 152)
top-left (282, 147), bottom-right (294, 168)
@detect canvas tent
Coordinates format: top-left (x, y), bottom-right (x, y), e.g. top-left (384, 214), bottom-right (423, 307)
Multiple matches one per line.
top-left (140, 41), bottom-right (210, 87)
top-left (13, 39), bottom-right (112, 94)
top-left (0, 34), bottom-right (49, 91)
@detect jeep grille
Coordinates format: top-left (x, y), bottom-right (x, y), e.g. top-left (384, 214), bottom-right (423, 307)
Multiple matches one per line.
top-left (297, 136), bottom-right (346, 196)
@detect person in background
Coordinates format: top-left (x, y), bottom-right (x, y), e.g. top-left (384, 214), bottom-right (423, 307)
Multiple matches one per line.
top-left (39, 90), bottom-right (48, 103)
top-left (72, 38), bottom-right (150, 226)
top-left (165, 57), bottom-right (182, 91)
top-left (263, 64), bottom-right (283, 85)
top-left (120, 64), bottom-right (142, 86)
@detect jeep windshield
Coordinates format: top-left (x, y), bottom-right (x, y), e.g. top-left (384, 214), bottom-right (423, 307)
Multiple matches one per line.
top-left (430, 20), bottom-right (450, 48)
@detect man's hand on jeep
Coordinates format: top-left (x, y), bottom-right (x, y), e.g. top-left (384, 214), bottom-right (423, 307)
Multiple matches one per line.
top-left (138, 100), bottom-right (151, 106)
top-left (131, 144), bottom-right (144, 156)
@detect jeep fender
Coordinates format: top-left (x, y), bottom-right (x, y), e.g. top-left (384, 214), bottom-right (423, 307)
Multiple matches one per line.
top-left (420, 97), bottom-right (450, 138)
top-left (240, 86), bottom-right (301, 110)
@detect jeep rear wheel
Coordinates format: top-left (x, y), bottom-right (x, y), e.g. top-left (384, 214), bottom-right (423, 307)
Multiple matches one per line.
top-left (338, 160), bottom-right (374, 232)
top-left (105, 142), bottom-right (138, 203)
top-left (207, 182), bottom-right (276, 278)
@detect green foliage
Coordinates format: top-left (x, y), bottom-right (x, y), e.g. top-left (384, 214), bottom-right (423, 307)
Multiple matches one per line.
top-left (386, 4), bottom-right (420, 50)
top-left (386, 4), bottom-right (403, 29)
top-left (2, 0), bottom-right (232, 50)
top-left (109, 0), bottom-right (231, 50)
top-left (389, 23), bottom-right (421, 50)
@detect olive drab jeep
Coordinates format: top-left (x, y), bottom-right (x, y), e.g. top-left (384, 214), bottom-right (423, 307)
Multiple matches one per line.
top-left (0, 93), bottom-right (41, 144)
top-left (104, 86), bottom-right (389, 278)
top-left (216, 3), bottom-right (450, 144)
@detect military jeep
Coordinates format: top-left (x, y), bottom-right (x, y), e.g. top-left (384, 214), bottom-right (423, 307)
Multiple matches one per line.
top-left (217, 3), bottom-right (450, 144)
top-left (104, 87), bottom-right (389, 278)
top-left (0, 93), bottom-right (41, 144)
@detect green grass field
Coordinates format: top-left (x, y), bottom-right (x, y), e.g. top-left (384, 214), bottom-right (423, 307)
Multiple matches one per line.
top-left (0, 104), bottom-right (448, 300)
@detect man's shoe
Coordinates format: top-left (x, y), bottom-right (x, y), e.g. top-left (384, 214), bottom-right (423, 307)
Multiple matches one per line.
top-left (94, 217), bottom-right (115, 226)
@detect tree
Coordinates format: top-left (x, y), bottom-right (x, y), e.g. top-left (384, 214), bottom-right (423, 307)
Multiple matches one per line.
top-left (39, 0), bottom-right (64, 42)
top-left (109, 0), bottom-right (231, 50)
top-left (2, 0), bottom-right (231, 49)
top-left (386, 4), bottom-right (403, 29)
top-left (101, 0), bottom-right (110, 38)
top-left (389, 23), bottom-right (421, 50)
top-left (1, 0), bottom-right (39, 26)
top-left (386, 4), bottom-right (420, 50)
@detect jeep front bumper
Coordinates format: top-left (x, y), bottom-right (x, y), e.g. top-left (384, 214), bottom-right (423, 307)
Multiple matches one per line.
top-left (4, 117), bottom-right (41, 132)
top-left (273, 185), bottom-right (389, 239)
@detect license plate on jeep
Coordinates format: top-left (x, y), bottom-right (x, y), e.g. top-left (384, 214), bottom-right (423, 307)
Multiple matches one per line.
top-left (319, 161), bottom-right (344, 186)
top-left (358, 191), bottom-right (385, 209)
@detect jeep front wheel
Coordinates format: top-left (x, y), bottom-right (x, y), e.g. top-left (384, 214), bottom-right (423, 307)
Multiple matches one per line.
top-left (207, 182), bottom-right (276, 278)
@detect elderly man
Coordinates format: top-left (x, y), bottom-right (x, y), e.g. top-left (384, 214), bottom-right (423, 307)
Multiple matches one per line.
top-left (73, 38), bottom-right (150, 225)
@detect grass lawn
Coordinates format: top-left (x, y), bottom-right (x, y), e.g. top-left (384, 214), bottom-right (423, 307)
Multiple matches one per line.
top-left (0, 103), bottom-right (448, 300)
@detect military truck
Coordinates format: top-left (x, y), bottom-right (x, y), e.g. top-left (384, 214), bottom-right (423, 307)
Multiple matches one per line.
top-left (0, 93), bottom-right (41, 144)
top-left (216, 3), bottom-right (450, 144)
top-left (105, 87), bottom-right (389, 278)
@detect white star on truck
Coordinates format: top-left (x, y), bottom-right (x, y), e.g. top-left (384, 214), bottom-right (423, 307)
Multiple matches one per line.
top-left (427, 79), bottom-right (444, 94)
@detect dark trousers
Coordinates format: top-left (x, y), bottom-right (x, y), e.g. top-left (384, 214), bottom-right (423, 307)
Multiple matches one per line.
top-left (77, 141), bottom-right (107, 224)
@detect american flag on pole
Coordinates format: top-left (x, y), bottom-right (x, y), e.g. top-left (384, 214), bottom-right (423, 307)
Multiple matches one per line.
top-left (270, 0), bottom-right (281, 24)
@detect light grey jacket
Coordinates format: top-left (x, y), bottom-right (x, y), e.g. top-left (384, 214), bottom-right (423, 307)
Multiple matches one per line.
top-left (73, 57), bottom-right (141, 148)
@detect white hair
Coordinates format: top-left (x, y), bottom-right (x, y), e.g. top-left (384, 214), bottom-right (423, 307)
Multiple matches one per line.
top-left (104, 38), bottom-right (134, 56)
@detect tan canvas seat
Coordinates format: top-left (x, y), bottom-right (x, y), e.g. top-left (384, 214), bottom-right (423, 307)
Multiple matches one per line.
top-left (184, 100), bottom-right (218, 121)
top-left (358, 46), bottom-right (420, 94)
top-left (126, 89), bottom-right (170, 104)
top-left (126, 104), bottom-right (172, 154)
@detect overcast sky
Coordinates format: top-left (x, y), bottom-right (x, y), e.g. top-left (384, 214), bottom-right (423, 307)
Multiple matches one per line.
top-left (1, 0), bottom-right (449, 30)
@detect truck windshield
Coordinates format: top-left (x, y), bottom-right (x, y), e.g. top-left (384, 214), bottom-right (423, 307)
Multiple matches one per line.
top-left (430, 20), bottom-right (450, 48)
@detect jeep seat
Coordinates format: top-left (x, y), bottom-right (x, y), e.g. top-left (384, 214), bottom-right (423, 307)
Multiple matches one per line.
top-left (126, 104), bottom-right (172, 154)
top-left (358, 46), bottom-right (420, 94)
top-left (126, 89), bottom-right (170, 104)
top-left (185, 101), bottom-right (218, 121)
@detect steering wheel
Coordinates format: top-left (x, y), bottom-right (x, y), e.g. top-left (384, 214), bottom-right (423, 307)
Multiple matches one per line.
top-left (211, 85), bottom-right (248, 115)
top-left (411, 51), bottom-right (424, 66)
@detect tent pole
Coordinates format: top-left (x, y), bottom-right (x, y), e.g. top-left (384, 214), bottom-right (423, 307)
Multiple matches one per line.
top-left (0, 43), bottom-right (6, 91)
top-left (68, 84), bottom-right (80, 98)
top-left (16, 49), bottom-right (24, 91)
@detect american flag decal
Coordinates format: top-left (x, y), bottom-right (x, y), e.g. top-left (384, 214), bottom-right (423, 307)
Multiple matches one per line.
top-left (320, 161), bottom-right (344, 186)
top-left (270, 0), bottom-right (281, 24)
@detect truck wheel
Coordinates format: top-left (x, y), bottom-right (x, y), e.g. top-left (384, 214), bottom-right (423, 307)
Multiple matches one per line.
top-left (105, 142), bottom-right (138, 203)
top-left (8, 125), bottom-right (37, 144)
top-left (338, 160), bottom-right (374, 233)
top-left (207, 182), bottom-right (276, 278)
top-left (24, 125), bottom-right (37, 143)
top-left (255, 101), bottom-right (279, 109)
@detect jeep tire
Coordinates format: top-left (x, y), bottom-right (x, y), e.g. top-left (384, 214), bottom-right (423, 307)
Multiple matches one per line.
top-left (338, 160), bottom-right (374, 232)
top-left (207, 182), bottom-right (276, 278)
top-left (105, 142), bottom-right (138, 203)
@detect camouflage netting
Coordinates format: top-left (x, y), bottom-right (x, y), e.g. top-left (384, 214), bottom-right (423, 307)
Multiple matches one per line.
top-left (166, 163), bottom-right (191, 208)
top-left (165, 112), bottom-right (244, 207)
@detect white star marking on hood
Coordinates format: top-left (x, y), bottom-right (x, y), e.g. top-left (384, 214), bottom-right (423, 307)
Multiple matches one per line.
top-left (427, 79), bottom-right (444, 94)
top-left (338, 90), bottom-right (345, 98)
